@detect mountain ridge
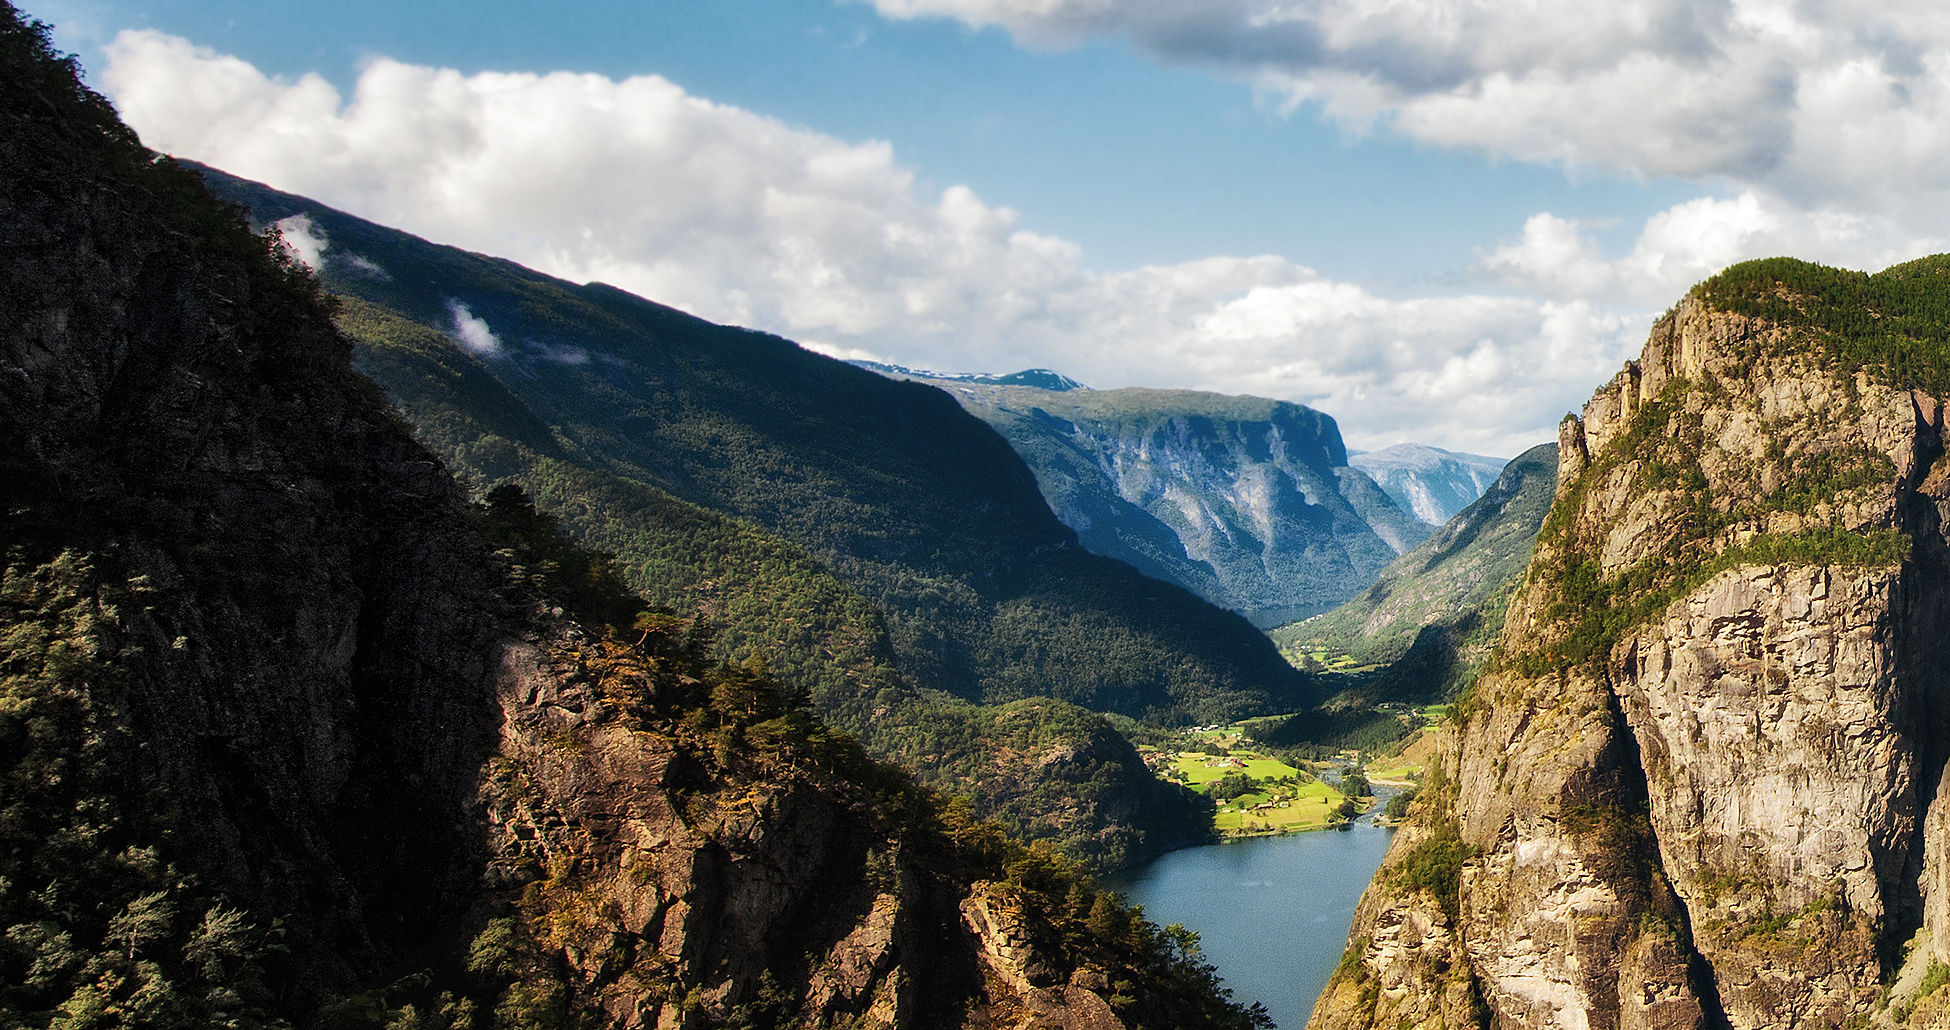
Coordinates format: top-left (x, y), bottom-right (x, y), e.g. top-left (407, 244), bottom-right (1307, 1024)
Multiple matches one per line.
top-left (196, 164), bottom-right (1314, 722)
top-left (0, 10), bottom-right (1272, 1024)
top-left (194, 164), bottom-right (1314, 872)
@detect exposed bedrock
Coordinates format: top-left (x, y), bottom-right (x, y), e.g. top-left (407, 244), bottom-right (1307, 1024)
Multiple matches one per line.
top-left (1312, 289), bottom-right (1950, 1030)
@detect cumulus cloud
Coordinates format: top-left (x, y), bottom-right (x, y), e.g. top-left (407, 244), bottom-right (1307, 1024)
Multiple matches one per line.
top-left (101, 29), bottom-right (1656, 454)
top-left (868, 0), bottom-right (1950, 229)
top-left (1475, 193), bottom-right (1950, 307)
top-left (447, 301), bottom-right (505, 357)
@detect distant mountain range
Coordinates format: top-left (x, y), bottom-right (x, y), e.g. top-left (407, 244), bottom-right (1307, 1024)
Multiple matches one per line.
top-left (857, 364), bottom-right (1516, 627)
top-left (1273, 441), bottom-right (1558, 701)
top-left (849, 359), bottom-right (1087, 392)
top-left (1347, 443), bottom-right (1510, 524)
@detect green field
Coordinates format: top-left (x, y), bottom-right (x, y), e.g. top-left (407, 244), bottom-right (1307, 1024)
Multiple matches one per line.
top-left (1212, 779), bottom-right (1348, 834)
top-left (1364, 714), bottom-right (1445, 784)
top-left (1170, 751), bottom-right (1304, 785)
top-left (1163, 749), bottom-right (1354, 835)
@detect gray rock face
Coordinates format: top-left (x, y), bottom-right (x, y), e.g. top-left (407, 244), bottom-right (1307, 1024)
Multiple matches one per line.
top-left (1311, 292), bottom-right (1950, 1030)
top-left (900, 380), bottom-right (1432, 626)
top-left (1349, 444), bottom-right (1510, 525)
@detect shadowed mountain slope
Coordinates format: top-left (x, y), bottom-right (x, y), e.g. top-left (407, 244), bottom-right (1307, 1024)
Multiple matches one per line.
top-left (197, 167), bottom-right (1316, 726)
top-left (0, 8), bottom-right (1273, 1024)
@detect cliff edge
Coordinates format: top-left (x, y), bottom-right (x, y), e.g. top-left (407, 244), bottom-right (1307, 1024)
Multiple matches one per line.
top-left (1313, 259), bottom-right (1950, 1030)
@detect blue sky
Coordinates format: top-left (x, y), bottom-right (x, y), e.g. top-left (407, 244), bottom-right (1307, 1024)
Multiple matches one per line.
top-left (37, 0), bottom-right (1694, 287)
top-left (30, 0), bottom-right (1950, 454)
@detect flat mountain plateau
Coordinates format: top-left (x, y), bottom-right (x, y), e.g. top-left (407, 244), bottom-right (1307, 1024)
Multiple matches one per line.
top-left (1313, 258), bottom-right (1950, 1030)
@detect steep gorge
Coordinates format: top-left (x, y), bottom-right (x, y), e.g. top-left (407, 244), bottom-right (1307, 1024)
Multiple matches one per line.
top-left (1313, 260), bottom-right (1950, 1030)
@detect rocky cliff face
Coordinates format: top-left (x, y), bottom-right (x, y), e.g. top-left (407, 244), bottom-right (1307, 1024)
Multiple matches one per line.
top-left (1312, 271), bottom-right (1950, 1030)
top-left (918, 382), bottom-right (1432, 627)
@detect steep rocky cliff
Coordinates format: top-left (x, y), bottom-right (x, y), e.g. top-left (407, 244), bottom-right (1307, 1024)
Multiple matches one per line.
top-left (908, 381), bottom-right (1431, 627)
top-left (0, 9), bottom-right (1267, 1027)
top-left (1312, 259), bottom-right (1950, 1030)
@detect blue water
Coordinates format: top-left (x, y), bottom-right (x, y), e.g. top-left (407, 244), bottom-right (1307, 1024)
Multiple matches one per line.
top-left (1101, 811), bottom-right (1396, 1029)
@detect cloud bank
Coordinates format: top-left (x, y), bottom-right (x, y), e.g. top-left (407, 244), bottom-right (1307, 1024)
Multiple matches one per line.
top-left (867, 0), bottom-right (1950, 214)
top-left (99, 28), bottom-right (1815, 455)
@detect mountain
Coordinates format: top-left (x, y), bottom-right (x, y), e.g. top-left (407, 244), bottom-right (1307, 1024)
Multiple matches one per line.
top-left (0, 10), bottom-right (1269, 1026)
top-left (849, 359), bottom-right (1087, 392)
top-left (864, 374), bottom-right (1434, 627)
top-left (1347, 443), bottom-right (1510, 525)
top-left (1313, 258), bottom-right (1950, 1030)
top-left (199, 168), bottom-right (1311, 725)
top-left (1271, 442), bottom-right (1557, 701)
top-left (190, 169), bottom-right (1315, 872)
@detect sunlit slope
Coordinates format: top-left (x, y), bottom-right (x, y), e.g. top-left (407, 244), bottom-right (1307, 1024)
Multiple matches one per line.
top-left (893, 377), bottom-right (1432, 627)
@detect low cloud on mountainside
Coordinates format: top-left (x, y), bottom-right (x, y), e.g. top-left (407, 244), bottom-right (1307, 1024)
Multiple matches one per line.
top-left (99, 11), bottom-right (1941, 457)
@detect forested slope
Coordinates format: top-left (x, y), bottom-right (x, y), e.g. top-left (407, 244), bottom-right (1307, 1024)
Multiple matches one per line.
top-left (323, 294), bottom-right (1216, 870)
top-left (200, 167), bottom-right (1314, 726)
top-left (0, 9), bottom-right (1270, 1025)
top-left (1273, 443), bottom-right (1556, 702)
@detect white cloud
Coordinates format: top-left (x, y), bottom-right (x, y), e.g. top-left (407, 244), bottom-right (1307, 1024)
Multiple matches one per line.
top-left (447, 301), bottom-right (505, 357)
top-left (867, 0), bottom-right (1950, 230)
top-left (1475, 192), bottom-right (1950, 307)
top-left (273, 213), bottom-right (327, 269)
top-left (103, 29), bottom-right (1651, 454)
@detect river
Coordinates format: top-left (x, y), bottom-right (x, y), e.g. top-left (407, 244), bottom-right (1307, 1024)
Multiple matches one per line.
top-left (1100, 795), bottom-right (1398, 1030)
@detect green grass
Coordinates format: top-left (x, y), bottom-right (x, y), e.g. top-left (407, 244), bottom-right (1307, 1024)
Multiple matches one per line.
top-left (1169, 751), bottom-right (1306, 786)
top-left (1163, 749), bottom-right (1352, 834)
top-left (1213, 791), bottom-right (1344, 834)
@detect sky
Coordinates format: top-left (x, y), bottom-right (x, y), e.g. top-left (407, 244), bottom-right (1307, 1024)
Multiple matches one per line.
top-left (29, 0), bottom-right (1950, 456)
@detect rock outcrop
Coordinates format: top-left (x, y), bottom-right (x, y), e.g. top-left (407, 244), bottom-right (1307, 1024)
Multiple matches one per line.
top-left (1312, 264), bottom-right (1950, 1030)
